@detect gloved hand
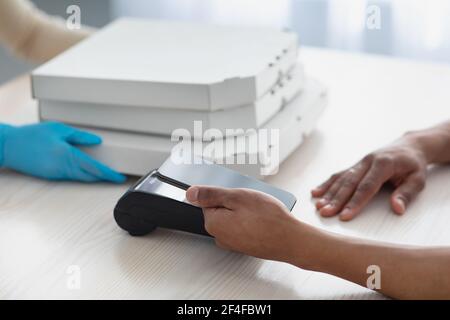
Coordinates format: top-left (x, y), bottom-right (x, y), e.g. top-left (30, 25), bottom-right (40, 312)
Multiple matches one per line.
top-left (0, 122), bottom-right (126, 183)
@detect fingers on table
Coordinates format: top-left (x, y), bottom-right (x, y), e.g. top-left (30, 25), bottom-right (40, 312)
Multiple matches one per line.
top-left (318, 163), bottom-right (370, 217)
top-left (311, 172), bottom-right (341, 198)
top-left (312, 172), bottom-right (344, 209)
top-left (312, 155), bottom-right (394, 220)
top-left (390, 172), bottom-right (426, 215)
top-left (338, 163), bottom-right (391, 221)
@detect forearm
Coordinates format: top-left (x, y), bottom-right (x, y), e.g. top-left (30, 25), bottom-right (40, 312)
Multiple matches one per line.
top-left (288, 221), bottom-right (450, 299)
top-left (0, 0), bottom-right (93, 63)
top-left (405, 120), bottom-right (450, 165)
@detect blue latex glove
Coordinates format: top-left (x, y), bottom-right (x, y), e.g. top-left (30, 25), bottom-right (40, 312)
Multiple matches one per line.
top-left (0, 122), bottom-right (126, 183)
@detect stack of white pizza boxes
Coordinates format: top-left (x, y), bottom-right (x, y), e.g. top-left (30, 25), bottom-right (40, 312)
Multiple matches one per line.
top-left (31, 18), bottom-right (327, 178)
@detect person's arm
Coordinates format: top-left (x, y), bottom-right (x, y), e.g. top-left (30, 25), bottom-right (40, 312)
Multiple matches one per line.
top-left (0, 0), bottom-right (93, 63)
top-left (0, 122), bottom-right (125, 183)
top-left (290, 223), bottom-right (450, 300)
top-left (311, 120), bottom-right (450, 221)
top-left (186, 186), bottom-right (450, 299)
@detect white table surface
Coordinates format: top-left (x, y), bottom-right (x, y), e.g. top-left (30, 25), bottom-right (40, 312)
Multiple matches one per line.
top-left (0, 47), bottom-right (449, 299)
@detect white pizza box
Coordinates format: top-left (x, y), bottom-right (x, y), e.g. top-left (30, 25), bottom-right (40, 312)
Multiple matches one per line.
top-left (38, 65), bottom-right (305, 139)
top-left (77, 77), bottom-right (327, 178)
top-left (32, 18), bottom-right (298, 111)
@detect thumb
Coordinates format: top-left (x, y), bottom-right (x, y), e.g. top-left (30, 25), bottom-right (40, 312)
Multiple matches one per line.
top-left (186, 185), bottom-right (237, 209)
top-left (66, 128), bottom-right (102, 146)
top-left (390, 172), bottom-right (426, 215)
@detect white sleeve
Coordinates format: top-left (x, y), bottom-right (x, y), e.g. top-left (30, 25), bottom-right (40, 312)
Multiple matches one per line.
top-left (0, 0), bottom-right (94, 63)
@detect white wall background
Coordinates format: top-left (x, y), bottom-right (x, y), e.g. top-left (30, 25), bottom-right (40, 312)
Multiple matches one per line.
top-left (2, 0), bottom-right (450, 84)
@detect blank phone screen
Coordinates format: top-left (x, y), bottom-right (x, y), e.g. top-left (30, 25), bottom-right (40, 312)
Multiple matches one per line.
top-left (157, 158), bottom-right (297, 211)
